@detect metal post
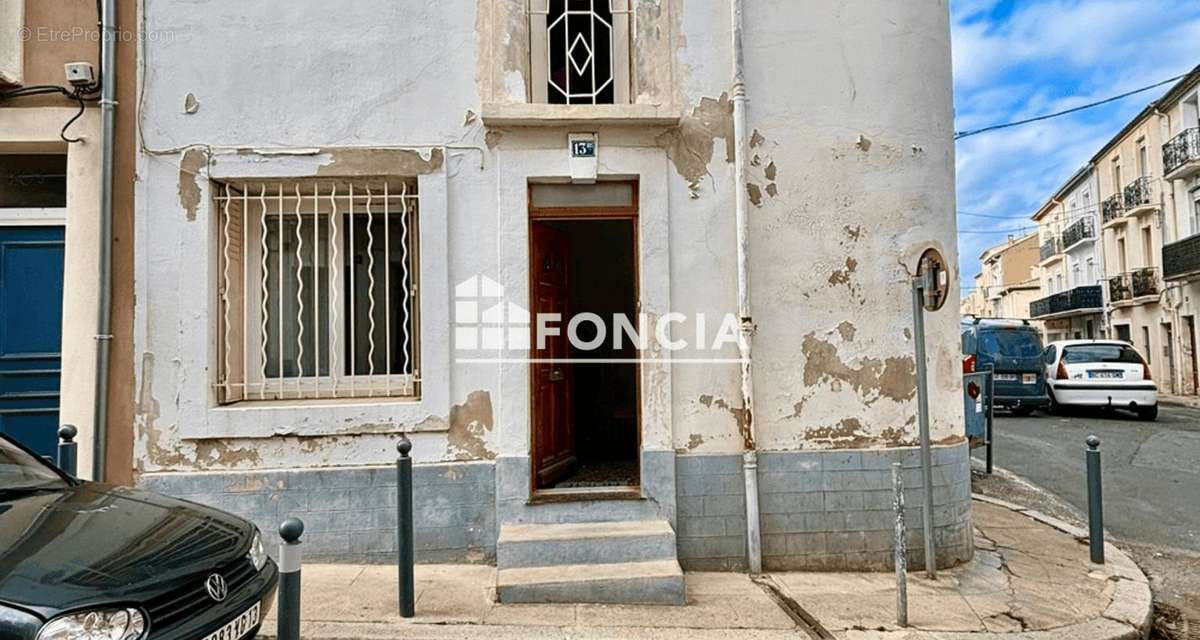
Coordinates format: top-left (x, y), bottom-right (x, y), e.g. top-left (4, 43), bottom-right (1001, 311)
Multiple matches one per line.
top-left (891, 463), bottom-right (908, 627)
top-left (1086, 436), bottom-right (1104, 564)
top-left (277, 518), bottom-right (304, 640)
top-left (911, 277), bottom-right (937, 579)
top-left (985, 367), bottom-right (995, 475)
top-left (397, 434), bottom-right (415, 618)
top-left (57, 425), bottom-right (78, 477)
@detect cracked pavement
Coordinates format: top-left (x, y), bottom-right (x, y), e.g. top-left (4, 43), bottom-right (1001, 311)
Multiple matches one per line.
top-left (770, 499), bottom-right (1150, 639)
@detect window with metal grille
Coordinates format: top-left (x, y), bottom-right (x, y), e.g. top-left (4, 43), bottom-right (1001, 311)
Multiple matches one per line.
top-left (215, 178), bottom-right (420, 404)
top-left (529, 0), bottom-right (631, 105)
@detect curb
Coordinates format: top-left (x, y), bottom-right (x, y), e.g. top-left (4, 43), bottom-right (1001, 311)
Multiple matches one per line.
top-left (1157, 395), bottom-right (1200, 409)
top-left (971, 493), bottom-right (1153, 640)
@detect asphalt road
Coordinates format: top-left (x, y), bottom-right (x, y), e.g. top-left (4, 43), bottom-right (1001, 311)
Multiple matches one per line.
top-left (982, 403), bottom-right (1200, 552)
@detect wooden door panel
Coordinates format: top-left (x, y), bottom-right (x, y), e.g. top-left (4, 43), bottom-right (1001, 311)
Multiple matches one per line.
top-left (531, 224), bottom-right (575, 487)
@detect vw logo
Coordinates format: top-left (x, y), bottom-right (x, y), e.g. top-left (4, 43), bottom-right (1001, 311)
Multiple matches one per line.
top-left (205, 574), bottom-right (228, 602)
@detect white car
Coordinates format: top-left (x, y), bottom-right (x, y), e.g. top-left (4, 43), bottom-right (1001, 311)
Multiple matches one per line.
top-left (1042, 340), bottom-right (1158, 420)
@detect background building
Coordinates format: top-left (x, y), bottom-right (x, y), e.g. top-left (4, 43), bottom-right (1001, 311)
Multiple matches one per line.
top-left (1029, 167), bottom-right (1106, 341)
top-left (971, 234), bottom-right (1041, 321)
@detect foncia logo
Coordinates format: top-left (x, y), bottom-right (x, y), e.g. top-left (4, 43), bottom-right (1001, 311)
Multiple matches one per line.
top-left (453, 275), bottom-right (748, 364)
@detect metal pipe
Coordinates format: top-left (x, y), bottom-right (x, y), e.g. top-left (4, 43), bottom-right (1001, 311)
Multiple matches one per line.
top-left (729, 0), bottom-right (761, 575)
top-left (891, 463), bottom-right (907, 627)
top-left (91, 0), bottom-right (117, 481)
top-left (985, 366), bottom-right (994, 475)
top-left (911, 277), bottom-right (937, 579)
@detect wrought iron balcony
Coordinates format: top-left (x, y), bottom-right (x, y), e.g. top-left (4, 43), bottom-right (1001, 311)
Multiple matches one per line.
top-left (1108, 274), bottom-right (1132, 302)
top-left (1163, 233), bottom-right (1200, 281)
top-left (1163, 127), bottom-right (1200, 179)
top-left (1029, 285), bottom-right (1103, 319)
top-left (1122, 176), bottom-right (1155, 212)
top-left (1131, 267), bottom-right (1159, 298)
top-left (1039, 236), bottom-right (1062, 261)
top-left (1061, 217), bottom-right (1095, 249)
top-left (1102, 194), bottom-right (1124, 224)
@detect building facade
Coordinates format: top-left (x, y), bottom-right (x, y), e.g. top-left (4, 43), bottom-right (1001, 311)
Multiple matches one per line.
top-left (0, 0), bottom-right (136, 478)
top-left (972, 234), bottom-right (1040, 321)
top-left (1158, 71), bottom-right (1200, 396)
top-left (1096, 106), bottom-right (1175, 387)
top-left (1029, 167), bottom-right (1106, 341)
top-left (126, 0), bottom-right (970, 599)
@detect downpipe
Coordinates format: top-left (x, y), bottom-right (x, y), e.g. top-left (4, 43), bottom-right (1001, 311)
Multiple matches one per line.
top-left (92, 0), bottom-right (117, 480)
top-left (730, 0), bottom-right (762, 575)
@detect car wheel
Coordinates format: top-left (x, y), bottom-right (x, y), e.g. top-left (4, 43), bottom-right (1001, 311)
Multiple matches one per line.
top-left (1136, 404), bottom-right (1158, 421)
top-left (1046, 390), bottom-right (1060, 415)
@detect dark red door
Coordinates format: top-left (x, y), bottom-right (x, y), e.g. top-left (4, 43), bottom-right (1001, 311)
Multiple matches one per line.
top-left (531, 223), bottom-right (576, 488)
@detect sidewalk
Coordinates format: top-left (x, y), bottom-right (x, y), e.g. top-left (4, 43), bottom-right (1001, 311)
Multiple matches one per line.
top-left (1158, 393), bottom-right (1200, 410)
top-left (260, 497), bottom-right (1151, 640)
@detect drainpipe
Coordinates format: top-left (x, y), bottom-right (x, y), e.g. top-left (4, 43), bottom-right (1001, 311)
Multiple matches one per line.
top-left (730, 0), bottom-right (762, 575)
top-left (92, 0), bottom-right (117, 480)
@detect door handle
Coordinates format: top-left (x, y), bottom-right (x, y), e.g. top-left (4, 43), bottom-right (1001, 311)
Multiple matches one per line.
top-left (548, 369), bottom-right (565, 382)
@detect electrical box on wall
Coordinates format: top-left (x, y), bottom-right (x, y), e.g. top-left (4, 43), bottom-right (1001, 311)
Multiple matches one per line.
top-left (569, 133), bottom-right (597, 184)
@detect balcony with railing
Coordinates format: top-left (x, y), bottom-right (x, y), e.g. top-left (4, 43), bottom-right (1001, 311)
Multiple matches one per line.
top-left (1132, 267), bottom-right (1159, 298)
top-left (1039, 235), bottom-right (1062, 262)
top-left (1029, 285), bottom-right (1104, 319)
top-left (1060, 217), bottom-right (1095, 250)
top-left (1102, 194), bottom-right (1124, 225)
top-left (1164, 232), bottom-right (1200, 281)
top-left (1109, 274), bottom-right (1132, 302)
top-left (1122, 176), bottom-right (1157, 216)
top-left (1163, 127), bottom-right (1200, 180)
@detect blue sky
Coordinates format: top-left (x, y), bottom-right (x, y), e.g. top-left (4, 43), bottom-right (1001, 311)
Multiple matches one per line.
top-left (952, 0), bottom-right (1200, 291)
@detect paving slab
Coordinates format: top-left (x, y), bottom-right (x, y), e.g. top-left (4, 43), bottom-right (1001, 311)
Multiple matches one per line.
top-left (257, 497), bottom-right (1149, 640)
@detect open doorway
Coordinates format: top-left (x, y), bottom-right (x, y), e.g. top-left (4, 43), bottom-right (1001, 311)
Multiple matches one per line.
top-left (528, 182), bottom-right (640, 496)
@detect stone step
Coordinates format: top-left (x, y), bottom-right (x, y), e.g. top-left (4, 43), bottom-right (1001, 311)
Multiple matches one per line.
top-left (497, 519), bottom-right (677, 568)
top-left (496, 559), bottom-right (686, 605)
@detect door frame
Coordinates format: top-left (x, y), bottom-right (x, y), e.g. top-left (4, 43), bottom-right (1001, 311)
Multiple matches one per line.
top-left (526, 180), bottom-right (641, 496)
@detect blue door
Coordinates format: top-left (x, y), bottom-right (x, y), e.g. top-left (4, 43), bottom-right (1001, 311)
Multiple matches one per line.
top-left (0, 226), bottom-right (65, 458)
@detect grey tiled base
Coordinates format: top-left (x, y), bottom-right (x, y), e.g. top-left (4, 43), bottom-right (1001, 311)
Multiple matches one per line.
top-left (138, 461), bottom-right (497, 564)
top-left (676, 443), bottom-right (974, 571)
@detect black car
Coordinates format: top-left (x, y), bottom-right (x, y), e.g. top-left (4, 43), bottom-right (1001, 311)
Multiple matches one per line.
top-left (0, 434), bottom-right (278, 640)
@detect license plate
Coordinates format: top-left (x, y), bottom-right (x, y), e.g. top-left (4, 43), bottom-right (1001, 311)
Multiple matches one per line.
top-left (202, 603), bottom-right (260, 640)
top-left (1089, 370), bottom-right (1122, 379)
top-left (1022, 373), bottom-right (1037, 384)
top-left (995, 373), bottom-right (1018, 382)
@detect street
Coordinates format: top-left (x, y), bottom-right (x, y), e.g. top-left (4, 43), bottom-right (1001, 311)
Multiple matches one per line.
top-left (975, 402), bottom-right (1200, 638)
top-left (983, 402), bottom-right (1200, 552)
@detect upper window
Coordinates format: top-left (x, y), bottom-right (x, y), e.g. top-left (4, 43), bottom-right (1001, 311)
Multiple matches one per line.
top-left (529, 0), bottom-right (631, 105)
top-left (215, 178), bottom-right (420, 404)
top-left (0, 155), bottom-right (67, 208)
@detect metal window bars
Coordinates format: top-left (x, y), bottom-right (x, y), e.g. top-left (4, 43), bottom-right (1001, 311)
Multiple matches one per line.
top-left (529, 0), bottom-right (631, 104)
top-left (215, 178), bottom-right (420, 404)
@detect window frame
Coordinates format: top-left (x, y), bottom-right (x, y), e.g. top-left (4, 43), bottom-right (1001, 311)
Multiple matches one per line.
top-left (528, 0), bottom-right (632, 105)
top-left (214, 178), bottom-right (422, 405)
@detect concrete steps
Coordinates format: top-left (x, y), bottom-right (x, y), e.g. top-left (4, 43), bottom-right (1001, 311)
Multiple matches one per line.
top-left (495, 519), bottom-right (685, 605)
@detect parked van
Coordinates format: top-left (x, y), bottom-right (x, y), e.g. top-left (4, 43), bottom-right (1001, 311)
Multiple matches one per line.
top-left (961, 318), bottom-right (1049, 415)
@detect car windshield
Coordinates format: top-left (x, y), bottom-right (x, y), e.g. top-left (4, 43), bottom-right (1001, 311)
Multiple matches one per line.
top-left (978, 330), bottom-right (1042, 358)
top-left (0, 437), bottom-right (68, 491)
top-left (1062, 344), bottom-right (1145, 365)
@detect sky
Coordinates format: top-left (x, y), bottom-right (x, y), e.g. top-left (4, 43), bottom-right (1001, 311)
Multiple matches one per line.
top-left (951, 0), bottom-right (1200, 292)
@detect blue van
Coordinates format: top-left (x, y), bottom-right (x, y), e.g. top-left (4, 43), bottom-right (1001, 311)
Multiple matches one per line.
top-left (961, 318), bottom-right (1049, 415)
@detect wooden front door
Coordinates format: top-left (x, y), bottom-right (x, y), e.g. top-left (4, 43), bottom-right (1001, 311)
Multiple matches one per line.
top-left (531, 223), bottom-right (576, 487)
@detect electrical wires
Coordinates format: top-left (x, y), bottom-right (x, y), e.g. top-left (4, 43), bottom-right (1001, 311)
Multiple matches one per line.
top-left (954, 71), bottom-right (1191, 140)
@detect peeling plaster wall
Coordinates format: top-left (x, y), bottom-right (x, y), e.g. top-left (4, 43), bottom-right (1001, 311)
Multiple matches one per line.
top-left (135, 0), bottom-right (960, 478)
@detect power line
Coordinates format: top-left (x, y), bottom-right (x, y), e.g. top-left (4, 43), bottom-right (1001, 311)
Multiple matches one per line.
top-left (954, 71), bottom-right (1190, 140)
top-left (957, 210), bottom-right (1030, 220)
top-left (957, 227), bottom-right (1036, 235)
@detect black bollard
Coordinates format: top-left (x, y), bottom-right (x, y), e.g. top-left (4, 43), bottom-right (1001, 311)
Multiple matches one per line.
top-left (57, 425), bottom-right (78, 477)
top-left (397, 434), bottom-right (415, 618)
top-left (277, 518), bottom-right (304, 640)
top-left (1086, 436), bottom-right (1104, 564)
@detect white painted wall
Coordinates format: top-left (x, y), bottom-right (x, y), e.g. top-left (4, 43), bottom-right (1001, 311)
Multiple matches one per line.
top-left (133, 0), bottom-right (961, 473)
